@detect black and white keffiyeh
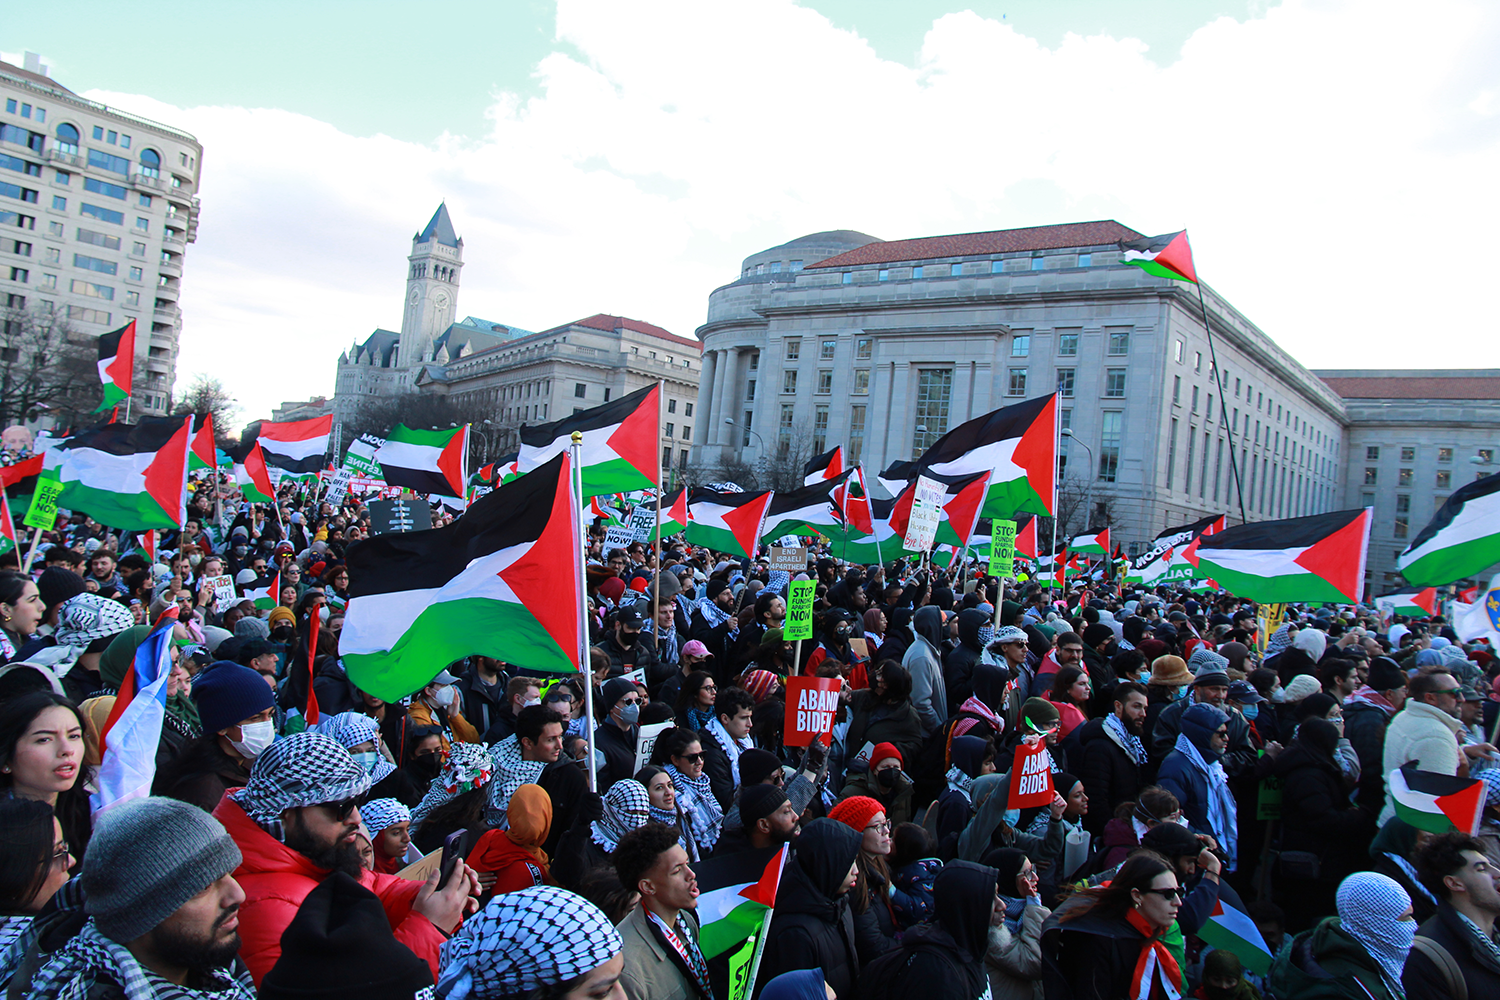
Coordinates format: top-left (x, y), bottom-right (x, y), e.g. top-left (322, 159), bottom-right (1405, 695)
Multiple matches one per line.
top-left (412, 742), bottom-right (493, 832)
top-left (359, 797), bottom-right (410, 837)
top-left (26, 919), bottom-right (255, 1000)
top-left (1104, 710), bottom-right (1148, 766)
top-left (694, 595), bottom-right (736, 630)
top-left (232, 731), bottom-right (372, 842)
top-left (665, 763), bottom-right (723, 853)
top-left (437, 886), bottom-right (621, 1000)
top-left (484, 734), bottom-right (545, 828)
top-left (314, 711), bottom-right (395, 783)
top-left (591, 779), bottom-right (651, 851)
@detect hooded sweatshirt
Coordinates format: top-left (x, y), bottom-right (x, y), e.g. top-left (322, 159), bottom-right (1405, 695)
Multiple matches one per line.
top-left (945, 609), bottom-right (992, 711)
top-left (857, 860), bottom-right (996, 1000)
top-left (760, 819), bottom-right (863, 999)
top-left (904, 606), bottom-right (948, 734)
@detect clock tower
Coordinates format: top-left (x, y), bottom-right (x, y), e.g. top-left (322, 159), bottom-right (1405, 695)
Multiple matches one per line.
top-left (397, 203), bottom-right (464, 368)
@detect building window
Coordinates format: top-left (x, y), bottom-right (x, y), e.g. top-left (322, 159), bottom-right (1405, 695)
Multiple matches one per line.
top-left (841, 272), bottom-right (852, 284)
top-left (878, 269), bottom-right (889, 281)
top-left (778, 404), bottom-right (794, 458)
top-left (1099, 412), bottom-right (1122, 482)
top-left (782, 370), bottom-right (798, 394)
top-left (1103, 368), bottom-right (1126, 398)
top-left (816, 370), bottom-right (832, 394)
top-left (1438, 446), bottom-right (1452, 463)
top-left (124, 289), bottom-right (138, 307)
top-left (662, 446), bottom-right (672, 470)
top-left (77, 227), bottom-right (121, 250)
top-left (1058, 408), bottom-right (1072, 477)
top-left (1395, 494), bottom-right (1410, 538)
top-left (1398, 468), bottom-right (1413, 487)
top-left (790, 260), bottom-right (803, 271)
top-left (785, 339), bottom-right (800, 360)
top-left (128, 266), bottom-right (142, 281)
top-left (131, 241), bottom-right (146, 256)
top-left (1482, 449), bottom-right (1495, 463)
top-left (1174, 339), bottom-right (1184, 363)
top-left (1030, 257), bottom-right (1044, 271)
top-left (1191, 385), bottom-right (1200, 412)
top-left (745, 379), bottom-right (755, 401)
top-left (69, 278), bottom-right (113, 300)
top-left (1173, 376), bottom-right (1181, 404)
top-left (73, 253), bottom-right (117, 275)
top-left (1107, 329), bottom-right (1130, 356)
top-left (668, 398), bottom-right (677, 414)
top-left (64, 305), bottom-right (109, 325)
top-left (681, 425), bottom-right (690, 441)
top-left (574, 382), bottom-right (586, 398)
top-left (1011, 334), bottom-right (1030, 357)
top-left (950, 263), bottom-right (962, 276)
top-left (912, 266), bottom-right (923, 279)
top-left (1007, 368), bottom-right (1028, 396)
top-left (849, 405), bottom-right (866, 463)
top-left (1055, 369), bottom-right (1074, 398)
top-left (81, 204), bottom-right (125, 225)
top-left (852, 369), bottom-right (869, 395)
top-left (134, 217), bottom-right (149, 232)
top-left (813, 404), bottom-right (829, 453)
top-left (748, 352), bottom-right (758, 371)
top-left (855, 338), bottom-right (872, 360)
top-left (1366, 446), bottom-right (1379, 461)
top-left (685, 402), bottom-right (693, 417)
top-left (1078, 253), bottom-right (1092, 266)
top-left (602, 388), bottom-right (611, 402)
top-left (1437, 469), bottom-right (1451, 488)
top-left (50, 195), bottom-right (65, 211)
top-left (770, 261), bottom-right (781, 273)
top-left (742, 412), bottom-right (754, 447)
top-left (913, 369), bottom-right (953, 456)
top-left (1364, 467), bottom-right (1378, 485)
top-left (83, 177), bottom-right (127, 200)
top-left (665, 422), bottom-right (675, 437)
top-left (1166, 418), bottom-right (1178, 490)
top-left (820, 339), bottom-right (836, 360)
top-left (1185, 430), bottom-right (1197, 493)
top-left (1057, 330), bottom-right (1079, 356)
top-left (1400, 446), bottom-right (1415, 461)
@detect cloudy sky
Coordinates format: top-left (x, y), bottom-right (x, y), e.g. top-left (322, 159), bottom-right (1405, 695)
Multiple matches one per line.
top-left (7, 0), bottom-right (1498, 431)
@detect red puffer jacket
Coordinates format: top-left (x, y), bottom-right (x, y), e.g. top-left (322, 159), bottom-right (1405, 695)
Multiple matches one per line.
top-left (212, 791), bottom-right (446, 986)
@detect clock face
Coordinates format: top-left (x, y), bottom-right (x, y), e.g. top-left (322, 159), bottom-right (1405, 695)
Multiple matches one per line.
top-left (409, 287), bottom-right (421, 304)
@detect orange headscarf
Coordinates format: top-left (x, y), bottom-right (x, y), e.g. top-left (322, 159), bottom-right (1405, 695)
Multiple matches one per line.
top-left (503, 784), bottom-right (552, 865)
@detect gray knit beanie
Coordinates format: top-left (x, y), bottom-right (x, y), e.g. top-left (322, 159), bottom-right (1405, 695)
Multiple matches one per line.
top-left (234, 615), bottom-right (271, 640)
top-left (81, 796), bottom-right (242, 943)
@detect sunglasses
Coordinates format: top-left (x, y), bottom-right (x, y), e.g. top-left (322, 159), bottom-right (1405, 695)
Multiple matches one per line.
top-left (321, 799), bottom-right (360, 821)
top-left (1141, 886), bottom-right (1186, 900)
top-left (676, 751), bottom-right (706, 763)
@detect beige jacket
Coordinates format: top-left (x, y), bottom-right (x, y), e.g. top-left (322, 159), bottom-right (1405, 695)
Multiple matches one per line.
top-left (616, 904), bottom-right (706, 1000)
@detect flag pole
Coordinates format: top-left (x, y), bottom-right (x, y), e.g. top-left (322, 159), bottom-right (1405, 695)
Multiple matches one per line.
top-left (21, 526), bottom-right (44, 574)
top-left (1195, 281), bottom-right (1248, 525)
top-left (652, 382), bottom-right (663, 663)
top-left (570, 431), bottom-right (598, 793)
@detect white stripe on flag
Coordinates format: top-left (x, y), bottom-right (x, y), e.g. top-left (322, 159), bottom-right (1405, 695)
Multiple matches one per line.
top-left (91, 658), bottom-right (171, 817)
top-left (259, 434), bottom-right (328, 463)
top-left (339, 546), bottom-right (524, 656)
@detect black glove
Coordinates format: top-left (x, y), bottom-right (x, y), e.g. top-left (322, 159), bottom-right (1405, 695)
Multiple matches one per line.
top-left (803, 738), bottom-right (828, 773)
top-left (580, 790), bottom-right (605, 824)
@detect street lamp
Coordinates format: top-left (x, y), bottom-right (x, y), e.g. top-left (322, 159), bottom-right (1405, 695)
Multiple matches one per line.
top-left (1062, 427), bottom-right (1095, 533)
top-left (724, 416), bottom-right (766, 451)
top-left (471, 419), bottom-right (494, 469)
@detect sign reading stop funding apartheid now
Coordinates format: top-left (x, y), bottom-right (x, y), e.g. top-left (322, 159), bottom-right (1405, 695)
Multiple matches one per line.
top-left (784, 579), bottom-right (816, 641)
top-left (1007, 738), bottom-right (1055, 810)
top-left (783, 676), bottom-right (840, 747)
top-left (989, 521), bottom-right (1017, 577)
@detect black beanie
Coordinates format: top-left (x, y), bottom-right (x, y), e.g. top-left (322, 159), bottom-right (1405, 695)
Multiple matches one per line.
top-left (37, 567), bottom-right (86, 613)
top-left (259, 872), bottom-right (435, 1000)
top-left (1368, 656), bottom-right (1406, 692)
top-left (740, 783), bottom-right (789, 827)
top-left (738, 748), bottom-right (783, 788)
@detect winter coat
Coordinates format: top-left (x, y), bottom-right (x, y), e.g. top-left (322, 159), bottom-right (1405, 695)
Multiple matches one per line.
top-left (1098, 817), bottom-right (1139, 869)
top-left (890, 858), bottom-right (940, 929)
top-left (1273, 742), bottom-right (1374, 882)
top-left (857, 860), bottom-right (996, 1000)
top-left (406, 700), bottom-right (479, 750)
top-left (1041, 908), bottom-right (1173, 1000)
top-left (455, 671), bottom-right (508, 741)
top-left (616, 904), bottom-right (706, 1000)
top-left (151, 735), bottom-right (251, 813)
top-left (1269, 917), bottom-right (1403, 1000)
top-left (1045, 695), bottom-right (1087, 741)
top-left (985, 903), bottom-right (1049, 1000)
top-left (594, 720), bottom-right (637, 792)
top-left (1342, 698), bottom-right (1394, 814)
top-left (595, 629), bottom-right (662, 681)
top-left (211, 792), bottom-right (446, 987)
top-left (850, 864), bottom-right (900, 968)
top-left (943, 609), bottom-right (989, 713)
top-left (902, 613), bottom-right (947, 735)
top-left (1152, 696), bottom-right (1257, 778)
top-left (1379, 700), bottom-right (1463, 824)
top-left (1156, 751), bottom-right (1214, 844)
top-left (1403, 901), bottom-right (1500, 1000)
top-left (844, 690), bottom-right (925, 772)
top-left (1075, 718), bottom-right (1146, 836)
top-left (758, 821), bottom-right (862, 1000)
top-left (838, 768), bottom-right (914, 827)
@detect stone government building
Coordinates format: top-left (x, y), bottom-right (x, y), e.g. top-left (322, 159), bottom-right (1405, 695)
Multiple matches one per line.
top-left (690, 222), bottom-right (1500, 598)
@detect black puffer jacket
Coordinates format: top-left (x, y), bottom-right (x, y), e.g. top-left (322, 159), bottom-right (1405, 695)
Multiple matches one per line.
top-left (1074, 717), bottom-right (1146, 836)
top-left (759, 819), bottom-right (862, 1000)
top-left (943, 609), bottom-right (989, 711)
top-left (1274, 734), bottom-right (1373, 882)
top-left (857, 860), bottom-right (996, 1000)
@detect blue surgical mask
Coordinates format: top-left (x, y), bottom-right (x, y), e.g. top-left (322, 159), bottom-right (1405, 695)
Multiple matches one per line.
top-left (352, 751), bottom-right (380, 773)
top-left (1240, 704), bottom-right (1259, 720)
top-left (1172, 685), bottom-right (1190, 701)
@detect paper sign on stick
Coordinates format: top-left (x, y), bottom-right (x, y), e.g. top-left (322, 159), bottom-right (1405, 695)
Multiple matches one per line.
top-left (903, 475), bottom-right (944, 552)
top-left (989, 521), bottom-right (1017, 577)
top-left (784, 580), bottom-right (816, 641)
top-left (783, 676), bottom-right (840, 747)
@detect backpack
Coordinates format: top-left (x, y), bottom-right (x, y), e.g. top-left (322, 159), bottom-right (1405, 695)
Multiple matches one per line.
top-left (1410, 935), bottom-right (1467, 1000)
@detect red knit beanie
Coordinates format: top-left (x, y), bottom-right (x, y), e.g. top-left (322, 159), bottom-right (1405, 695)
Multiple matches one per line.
top-left (870, 742), bottom-right (902, 768)
top-left (828, 795), bottom-right (885, 833)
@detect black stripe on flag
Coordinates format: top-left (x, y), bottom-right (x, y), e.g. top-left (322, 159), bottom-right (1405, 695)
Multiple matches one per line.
top-left (802, 448), bottom-right (840, 480)
top-left (1196, 508), bottom-right (1366, 551)
top-left (1405, 471), bottom-right (1500, 553)
top-left (381, 465), bottom-right (458, 497)
top-left (689, 487), bottom-right (773, 509)
top-left (766, 471), bottom-right (852, 518)
top-left (914, 394), bottom-right (1052, 469)
top-left (519, 383), bottom-right (654, 445)
top-left (56, 416), bottom-right (188, 457)
top-left (96, 321), bottom-right (130, 363)
top-left (346, 453), bottom-right (566, 598)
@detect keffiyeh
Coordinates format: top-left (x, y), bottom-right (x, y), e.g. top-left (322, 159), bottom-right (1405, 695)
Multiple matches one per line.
top-left (359, 797), bottom-right (410, 837)
top-left (1336, 872), bottom-right (1415, 996)
top-left (437, 886), bottom-right (621, 1000)
top-left (485, 734), bottom-right (546, 828)
top-left (705, 716), bottom-right (751, 788)
top-left (694, 595), bottom-right (736, 630)
top-left (1104, 710), bottom-right (1148, 766)
top-left (232, 732), bottom-right (371, 842)
top-left (945, 765), bottom-right (974, 803)
top-left (412, 741), bottom-right (493, 831)
top-left (592, 779), bottom-right (651, 851)
top-left (315, 711), bottom-right (395, 783)
top-left (26, 919), bottom-right (255, 1000)
top-left (53, 594), bottom-right (134, 649)
top-left (666, 763), bottom-right (723, 853)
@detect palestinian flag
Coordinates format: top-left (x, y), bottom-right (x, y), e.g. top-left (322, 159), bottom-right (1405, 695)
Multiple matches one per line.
top-left (802, 446), bottom-right (844, 486)
top-left (1016, 514), bottom-right (1038, 559)
top-left (375, 424), bottom-right (469, 498)
top-left (1375, 588), bottom-right (1439, 619)
top-left (243, 571), bottom-right (282, 611)
top-left (1389, 765), bottom-right (1483, 835)
top-left (339, 453), bottom-right (584, 702)
top-left (43, 416), bottom-right (192, 530)
top-left (250, 414), bottom-right (332, 475)
top-left (692, 844), bottom-right (788, 959)
top-left (828, 497), bottom-right (921, 565)
top-left (875, 459), bottom-right (917, 500)
top-left (655, 487), bottom-right (689, 538)
top-left (93, 320), bottom-right (136, 413)
top-left (518, 383), bottom-right (659, 498)
top-left (590, 495), bottom-right (624, 525)
top-left (1125, 514), bottom-right (1222, 585)
top-left (760, 472), bottom-right (851, 541)
top-left (233, 441), bottom-right (275, 503)
top-left (834, 466), bottom-right (875, 535)
top-left (684, 488), bottom-right (774, 559)
top-left (1197, 898), bottom-right (1274, 976)
top-left (1070, 528), bottom-right (1111, 556)
top-left (0, 490), bottom-right (16, 557)
top-left (1397, 472), bottom-right (1500, 587)
top-left (0, 453), bottom-right (43, 512)
top-left (188, 413), bottom-right (217, 471)
top-left (472, 454), bottom-right (519, 487)
top-left (1195, 509), bottom-right (1370, 603)
top-left (915, 393), bottom-right (1056, 520)
top-left (889, 470), bottom-right (991, 549)
top-left (1118, 230), bottom-right (1198, 283)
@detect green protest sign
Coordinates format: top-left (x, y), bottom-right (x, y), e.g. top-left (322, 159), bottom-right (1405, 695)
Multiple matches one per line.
top-left (989, 521), bottom-right (1017, 577)
top-left (785, 579), bottom-right (816, 641)
top-left (727, 930), bottom-right (756, 1000)
top-left (23, 477), bottom-right (63, 530)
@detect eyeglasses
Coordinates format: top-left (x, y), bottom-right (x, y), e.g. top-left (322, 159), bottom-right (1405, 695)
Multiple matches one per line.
top-left (864, 821), bottom-right (893, 834)
top-left (701, 684), bottom-right (718, 692)
top-left (51, 842), bottom-right (72, 869)
top-left (1141, 886), bottom-right (1186, 900)
top-left (676, 752), bottom-right (706, 763)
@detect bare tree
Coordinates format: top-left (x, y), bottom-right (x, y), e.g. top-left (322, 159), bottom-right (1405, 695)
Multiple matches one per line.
top-left (173, 374), bottom-right (239, 444)
top-left (1040, 473), bottom-right (1119, 552)
top-left (0, 306), bottom-right (100, 428)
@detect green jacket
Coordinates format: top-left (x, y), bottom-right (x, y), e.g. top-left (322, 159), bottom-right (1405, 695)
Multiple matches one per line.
top-left (1268, 918), bottom-right (1403, 1000)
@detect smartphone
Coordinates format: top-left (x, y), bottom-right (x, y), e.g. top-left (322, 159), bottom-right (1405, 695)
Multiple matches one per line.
top-left (437, 828), bottom-right (466, 890)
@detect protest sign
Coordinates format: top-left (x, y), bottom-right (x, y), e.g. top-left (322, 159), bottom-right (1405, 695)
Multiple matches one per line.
top-left (324, 466), bottom-right (354, 507)
top-left (24, 477), bottom-right (63, 530)
top-left (903, 475), bottom-right (945, 552)
top-left (603, 524), bottom-right (637, 551)
top-left (367, 498), bottom-right (420, 534)
top-left (989, 521), bottom-right (1017, 577)
top-left (783, 676), bottom-right (840, 747)
top-left (784, 579), bottom-right (816, 641)
top-left (768, 545), bottom-right (807, 573)
top-left (635, 720), bottom-right (672, 775)
top-left (343, 434), bottom-right (385, 478)
top-left (1006, 738), bottom-right (1055, 810)
top-left (206, 574), bottom-right (236, 613)
top-left (628, 504), bottom-right (656, 542)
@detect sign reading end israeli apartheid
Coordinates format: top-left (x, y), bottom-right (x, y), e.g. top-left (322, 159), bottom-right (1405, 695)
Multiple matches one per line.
top-left (768, 545), bottom-right (807, 574)
top-left (784, 579), bottom-right (816, 641)
top-left (990, 521), bottom-right (1017, 577)
top-left (784, 676), bottom-right (841, 747)
top-left (1007, 738), bottom-right (1055, 810)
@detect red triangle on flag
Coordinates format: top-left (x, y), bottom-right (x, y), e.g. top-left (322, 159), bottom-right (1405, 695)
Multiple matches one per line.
top-left (498, 454), bottom-right (582, 671)
top-left (1016, 517), bottom-right (1037, 559)
top-left (605, 383), bottom-right (661, 484)
top-left (668, 488), bottom-right (689, 525)
top-left (1182, 535), bottom-right (1202, 569)
top-left (1156, 231), bottom-right (1198, 283)
top-left (104, 319), bottom-right (137, 395)
top-left (191, 413), bottom-right (216, 467)
top-left (943, 473), bottom-right (989, 546)
top-left (721, 492), bottom-right (773, 556)
top-left (1010, 393), bottom-right (1057, 515)
top-left (142, 416), bottom-right (192, 526)
top-left (740, 845), bottom-right (788, 908)
top-left (1437, 780), bottom-right (1484, 835)
top-left (889, 483), bottom-right (915, 538)
top-left (1413, 587), bottom-right (1438, 616)
top-left (436, 426), bottom-right (467, 496)
top-left (1293, 510), bottom-right (1371, 602)
top-left (245, 442), bottom-right (275, 500)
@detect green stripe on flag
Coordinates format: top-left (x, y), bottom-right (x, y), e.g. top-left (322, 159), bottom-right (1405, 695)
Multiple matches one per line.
top-left (1192, 561), bottom-right (1350, 604)
top-left (583, 457), bottom-right (656, 499)
top-left (700, 899), bottom-right (769, 959)
top-left (56, 482), bottom-right (174, 531)
top-left (388, 425), bottom-right (459, 447)
top-left (980, 476), bottom-right (1049, 521)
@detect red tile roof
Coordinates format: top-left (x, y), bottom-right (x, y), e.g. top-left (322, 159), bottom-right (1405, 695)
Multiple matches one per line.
top-left (805, 220), bottom-right (1146, 269)
top-left (548, 314), bottom-right (701, 351)
top-left (1318, 376), bottom-right (1500, 400)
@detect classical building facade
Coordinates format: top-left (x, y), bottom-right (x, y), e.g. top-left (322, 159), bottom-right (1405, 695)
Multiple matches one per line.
top-left (693, 223), bottom-right (1500, 598)
top-left (334, 205), bottom-right (701, 472)
top-left (1, 53), bottom-right (204, 415)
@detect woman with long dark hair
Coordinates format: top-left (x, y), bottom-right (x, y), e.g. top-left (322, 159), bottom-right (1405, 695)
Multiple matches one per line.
top-left (0, 797), bottom-right (73, 990)
top-left (0, 691), bottom-right (91, 862)
top-left (828, 795), bottom-right (898, 966)
top-left (1041, 852), bottom-right (1184, 999)
top-left (1047, 666), bottom-right (1092, 740)
top-left (674, 670), bottom-right (717, 731)
top-left (651, 727), bottom-right (723, 856)
top-left (0, 571), bottom-right (45, 665)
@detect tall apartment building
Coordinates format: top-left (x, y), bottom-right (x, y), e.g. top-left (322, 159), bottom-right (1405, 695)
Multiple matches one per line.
top-left (1, 53), bottom-right (203, 416)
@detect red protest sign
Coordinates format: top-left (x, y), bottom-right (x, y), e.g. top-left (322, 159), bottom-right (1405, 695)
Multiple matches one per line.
top-left (1007, 738), bottom-right (1054, 811)
top-left (784, 676), bottom-right (841, 747)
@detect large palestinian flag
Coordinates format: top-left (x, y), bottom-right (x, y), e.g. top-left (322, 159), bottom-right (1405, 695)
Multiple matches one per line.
top-left (1119, 230), bottom-right (1198, 283)
top-left (375, 424), bottom-right (469, 498)
top-left (93, 320), bottom-right (136, 413)
top-left (692, 845), bottom-right (788, 959)
top-left (802, 446), bottom-right (844, 486)
top-left (1070, 528), bottom-right (1111, 556)
top-left (518, 383), bottom-right (659, 498)
top-left (648, 487), bottom-right (688, 539)
top-left (1397, 472), bottom-right (1500, 587)
top-left (889, 470), bottom-right (991, 549)
top-left (339, 453), bottom-right (583, 701)
top-left (760, 471), bottom-right (852, 541)
top-left (1389, 765), bottom-right (1483, 835)
top-left (684, 488), bottom-right (774, 558)
top-left (43, 416), bottom-right (192, 530)
top-left (915, 393), bottom-right (1056, 520)
top-left (1194, 508), bottom-right (1371, 603)
top-left (187, 413), bottom-right (218, 471)
top-left (249, 415), bottom-right (332, 475)
top-left (232, 441), bottom-right (275, 503)
top-left (1125, 514), bottom-right (1224, 585)
top-left (1374, 588), bottom-right (1439, 619)
top-left (243, 571), bottom-right (282, 611)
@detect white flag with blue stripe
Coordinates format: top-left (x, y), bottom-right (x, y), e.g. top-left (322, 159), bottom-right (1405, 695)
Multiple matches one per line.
top-left (91, 613), bottom-right (177, 817)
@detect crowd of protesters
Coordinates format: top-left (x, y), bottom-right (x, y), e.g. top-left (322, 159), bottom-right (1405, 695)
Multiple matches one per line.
top-left (0, 464), bottom-right (1497, 999)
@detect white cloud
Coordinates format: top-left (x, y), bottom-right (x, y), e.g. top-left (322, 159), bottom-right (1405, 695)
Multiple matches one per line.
top-left (79, 0), bottom-right (1500, 431)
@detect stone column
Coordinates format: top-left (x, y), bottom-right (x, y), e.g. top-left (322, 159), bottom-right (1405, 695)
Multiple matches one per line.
top-left (718, 348), bottom-right (742, 452)
top-left (695, 350), bottom-right (718, 458)
top-left (709, 349), bottom-right (731, 449)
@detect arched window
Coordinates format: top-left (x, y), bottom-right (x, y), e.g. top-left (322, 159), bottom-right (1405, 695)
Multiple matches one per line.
top-left (54, 123), bottom-right (80, 154)
top-left (139, 149), bottom-right (161, 178)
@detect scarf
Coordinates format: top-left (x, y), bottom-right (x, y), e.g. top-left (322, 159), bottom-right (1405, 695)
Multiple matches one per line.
top-left (1337, 873), bottom-right (1415, 998)
top-left (1383, 852), bottom-right (1437, 905)
top-left (945, 765), bottom-right (973, 803)
top-left (592, 780), bottom-right (651, 852)
top-left (1125, 907), bottom-right (1183, 1000)
top-left (949, 694), bottom-right (1005, 744)
top-left (645, 911), bottom-right (714, 1000)
top-left (1172, 731), bottom-right (1237, 870)
top-left (694, 595), bottom-right (736, 630)
top-left (412, 741), bottom-right (493, 831)
top-left (1104, 711), bottom-right (1148, 766)
top-left (651, 804), bottom-right (699, 860)
top-left (485, 734), bottom-right (545, 828)
top-left (996, 894), bottom-right (1030, 934)
top-left (682, 706), bottom-right (716, 732)
top-left (1454, 910), bottom-right (1500, 975)
top-left (666, 764), bottom-right (723, 853)
top-left (647, 620), bottom-right (680, 666)
top-left (26, 920), bottom-right (256, 1000)
top-left (1346, 686), bottom-right (1398, 717)
top-left (705, 716), bottom-right (750, 788)
top-left (0, 914), bottom-right (33, 990)
top-left (1264, 623), bottom-right (1293, 660)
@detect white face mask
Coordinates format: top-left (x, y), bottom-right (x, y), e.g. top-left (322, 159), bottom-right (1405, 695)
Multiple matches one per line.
top-left (522, 697), bottom-right (541, 708)
top-left (229, 719), bottom-right (275, 760)
top-left (433, 685), bottom-right (455, 708)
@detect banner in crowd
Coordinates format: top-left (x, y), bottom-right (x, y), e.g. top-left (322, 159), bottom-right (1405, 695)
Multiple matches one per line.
top-left (783, 677), bottom-right (839, 747)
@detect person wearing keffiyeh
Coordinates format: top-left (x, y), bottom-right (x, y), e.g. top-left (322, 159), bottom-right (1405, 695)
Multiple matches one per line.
top-left (659, 730), bottom-right (724, 855)
top-left (1269, 872), bottom-right (1414, 1000)
top-left (1157, 703), bottom-right (1239, 872)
